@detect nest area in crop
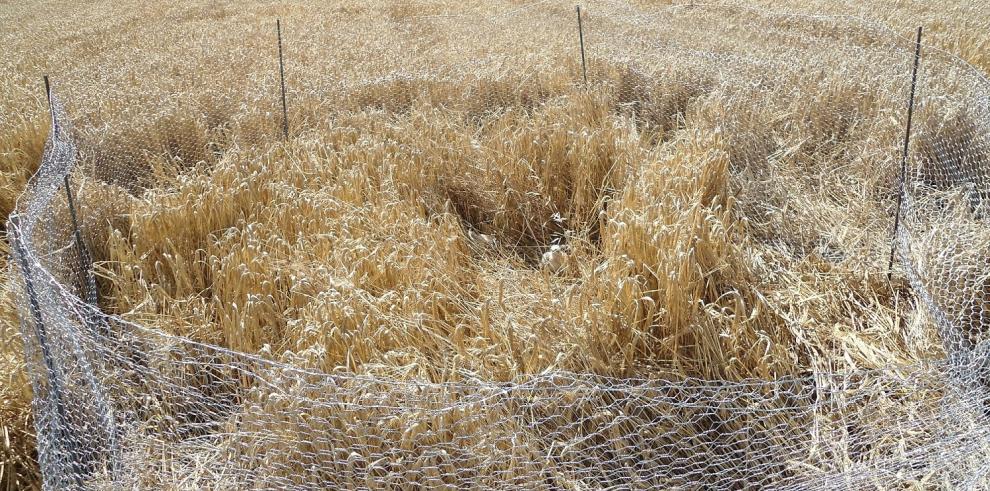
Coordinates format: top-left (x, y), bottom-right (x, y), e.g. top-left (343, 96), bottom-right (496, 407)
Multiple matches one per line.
top-left (67, 58), bottom-right (938, 384)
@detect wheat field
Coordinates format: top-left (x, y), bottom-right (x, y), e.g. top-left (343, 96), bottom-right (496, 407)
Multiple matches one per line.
top-left (2, 0), bottom-right (990, 489)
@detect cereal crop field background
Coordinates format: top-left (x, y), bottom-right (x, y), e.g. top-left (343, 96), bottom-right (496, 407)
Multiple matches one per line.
top-left (2, 0), bottom-right (990, 489)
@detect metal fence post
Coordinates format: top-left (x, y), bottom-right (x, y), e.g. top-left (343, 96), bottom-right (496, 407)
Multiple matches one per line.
top-left (44, 76), bottom-right (100, 310)
top-left (277, 19), bottom-right (289, 140)
top-left (10, 214), bottom-right (86, 487)
top-left (576, 6), bottom-right (588, 85)
top-left (888, 27), bottom-right (923, 281)
top-left (63, 175), bottom-right (99, 308)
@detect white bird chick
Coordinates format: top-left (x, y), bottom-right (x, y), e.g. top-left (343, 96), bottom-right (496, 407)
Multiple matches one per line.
top-left (468, 230), bottom-right (497, 249)
top-left (541, 244), bottom-right (568, 273)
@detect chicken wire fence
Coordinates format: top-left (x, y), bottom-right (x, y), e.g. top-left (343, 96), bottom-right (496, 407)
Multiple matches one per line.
top-left (8, 0), bottom-right (990, 489)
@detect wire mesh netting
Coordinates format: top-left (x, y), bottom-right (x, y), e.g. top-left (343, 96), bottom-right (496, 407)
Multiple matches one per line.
top-left (7, 0), bottom-right (990, 489)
